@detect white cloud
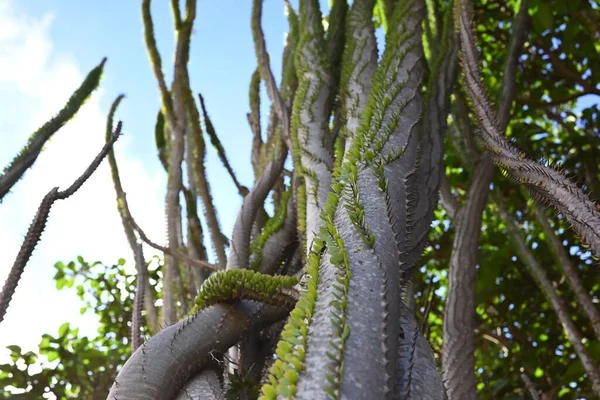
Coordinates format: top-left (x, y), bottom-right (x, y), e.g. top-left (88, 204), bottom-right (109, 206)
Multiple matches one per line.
top-left (0, 0), bottom-right (165, 358)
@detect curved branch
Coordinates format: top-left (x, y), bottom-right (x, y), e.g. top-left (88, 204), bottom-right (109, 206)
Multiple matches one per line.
top-left (456, 0), bottom-right (600, 257)
top-left (175, 370), bottom-right (225, 400)
top-left (255, 190), bottom-right (298, 275)
top-left (119, 193), bottom-right (217, 272)
top-left (0, 124), bottom-right (122, 324)
top-left (106, 301), bottom-right (290, 399)
top-left (227, 152), bottom-right (287, 271)
top-left (141, 0), bottom-right (177, 129)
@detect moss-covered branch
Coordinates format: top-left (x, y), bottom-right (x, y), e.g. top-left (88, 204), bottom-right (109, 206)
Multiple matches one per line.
top-left (338, 0), bottom-right (378, 154)
top-left (262, 1), bottom-right (445, 398)
top-left (290, 0), bottom-right (334, 253)
top-left (0, 58), bottom-right (106, 201)
top-left (191, 270), bottom-right (298, 314)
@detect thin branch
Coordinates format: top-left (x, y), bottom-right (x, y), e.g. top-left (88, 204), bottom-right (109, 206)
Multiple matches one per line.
top-left (248, 68), bottom-right (262, 177)
top-left (183, 186), bottom-right (210, 292)
top-left (119, 193), bottom-right (217, 272)
top-left (539, 41), bottom-right (600, 96)
top-left (251, 0), bottom-right (291, 148)
top-left (0, 58), bottom-right (107, 201)
top-left (170, 0), bottom-right (182, 31)
top-left (141, 0), bottom-right (178, 130)
top-left (106, 95), bottom-right (159, 333)
top-left (143, 0), bottom-right (194, 326)
top-left (518, 90), bottom-right (599, 108)
top-left (520, 372), bottom-right (540, 400)
top-left (531, 201), bottom-right (600, 341)
top-left (198, 93), bottom-right (249, 197)
top-left (439, 169), bottom-right (459, 219)
top-left (455, 0), bottom-right (600, 256)
top-left (495, 193), bottom-right (600, 395)
top-left (0, 124), bottom-right (122, 325)
top-left (181, 85), bottom-right (228, 269)
top-left (131, 242), bottom-right (146, 352)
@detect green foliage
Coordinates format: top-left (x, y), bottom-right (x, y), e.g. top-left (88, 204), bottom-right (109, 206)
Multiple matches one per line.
top-left (249, 186), bottom-right (293, 271)
top-left (226, 370), bottom-right (261, 400)
top-left (1, 256), bottom-right (157, 398)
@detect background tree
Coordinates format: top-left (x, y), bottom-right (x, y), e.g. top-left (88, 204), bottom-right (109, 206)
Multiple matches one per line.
top-left (1, 0), bottom-right (599, 398)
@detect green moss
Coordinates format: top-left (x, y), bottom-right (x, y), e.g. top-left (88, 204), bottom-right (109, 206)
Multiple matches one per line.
top-left (332, 135), bottom-right (346, 178)
top-left (260, 236), bottom-right (324, 399)
top-left (249, 187), bottom-right (293, 271)
top-left (191, 270), bottom-right (298, 315)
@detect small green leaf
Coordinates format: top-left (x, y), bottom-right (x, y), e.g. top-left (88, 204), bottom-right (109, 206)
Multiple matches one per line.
top-left (58, 322), bottom-right (70, 337)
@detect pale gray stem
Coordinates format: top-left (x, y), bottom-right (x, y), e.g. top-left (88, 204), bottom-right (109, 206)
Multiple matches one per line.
top-left (106, 302), bottom-right (289, 399)
top-left (175, 370), bottom-right (224, 400)
top-left (227, 153), bottom-right (287, 271)
top-left (520, 372), bottom-right (540, 400)
top-left (131, 242), bottom-right (146, 352)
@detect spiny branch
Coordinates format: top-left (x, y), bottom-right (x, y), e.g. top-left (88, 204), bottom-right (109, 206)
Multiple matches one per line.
top-left (248, 68), bottom-right (263, 177)
top-left (0, 123), bottom-right (122, 325)
top-left (106, 94), bottom-right (160, 334)
top-left (198, 93), bottom-right (248, 197)
top-left (118, 192), bottom-right (217, 272)
top-left (131, 242), bottom-right (146, 352)
top-left (0, 58), bottom-right (107, 201)
top-left (142, 0), bottom-right (177, 130)
top-left (455, 0), bottom-right (600, 256)
top-left (107, 301), bottom-right (290, 398)
top-left (181, 80), bottom-right (228, 270)
top-left (251, 0), bottom-right (291, 149)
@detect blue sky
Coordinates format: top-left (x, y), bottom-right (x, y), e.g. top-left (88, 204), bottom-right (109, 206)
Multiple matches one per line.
top-left (0, 0), bottom-right (330, 360)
